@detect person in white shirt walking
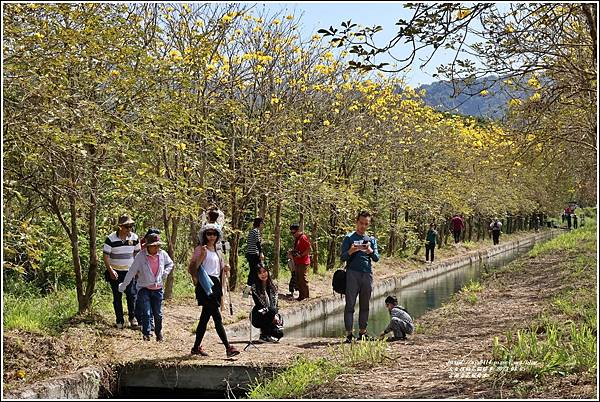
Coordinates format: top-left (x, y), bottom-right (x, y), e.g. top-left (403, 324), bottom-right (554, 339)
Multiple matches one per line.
top-left (103, 214), bottom-right (141, 329)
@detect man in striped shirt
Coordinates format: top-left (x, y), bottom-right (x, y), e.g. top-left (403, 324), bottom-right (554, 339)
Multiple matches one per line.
top-left (103, 214), bottom-right (141, 329)
top-left (245, 217), bottom-right (265, 287)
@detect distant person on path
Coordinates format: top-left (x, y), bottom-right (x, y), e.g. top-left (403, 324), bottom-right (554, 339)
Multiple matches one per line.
top-left (425, 223), bottom-right (438, 263)
top-left (246, 217), bottom-right (265, 288)
top-left (450, 214), bottom-right (465, 243)
top-left (251, 264), bottom-right (284, 342)
top-left (118, 232), bottom-right (173, 342)
top-left (340, 210), bottom-right (380, 343)
top-left (103, 214), bottom-right (141, 329)
top-left (189, 224), bottom-right (240, 358)
top-left (572, 213), bottom-right (578, 229)
top-left (566, 210), bottom-right (572, 230)
top-left (287, 223), bottom-right (311, 301)
top-left (490, 218), bottom-right (502, 245)
top-left (378, 295), bottom-right (414, 341)
top-left (198, 206), bottom-right (226, 251)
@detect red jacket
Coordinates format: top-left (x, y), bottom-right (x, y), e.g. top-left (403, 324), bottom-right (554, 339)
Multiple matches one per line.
top-left (293, 233), bottom-right (311, 266)
top-left (451, 216), bottom-right (465, 231)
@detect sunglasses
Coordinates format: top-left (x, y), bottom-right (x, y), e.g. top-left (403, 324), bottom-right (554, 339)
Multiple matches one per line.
top-left (122, 225), bottom-right (134, 229)
top-left (206, 232), bottom-right (218, 236)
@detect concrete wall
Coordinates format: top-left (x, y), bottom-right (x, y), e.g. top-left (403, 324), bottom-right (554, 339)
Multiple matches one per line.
top-left (119, 363), bottom-right (277, 391)
top-left (3, 367), bottom-right (103, 400)
top-left (227, 230), bottom-right (558, 339)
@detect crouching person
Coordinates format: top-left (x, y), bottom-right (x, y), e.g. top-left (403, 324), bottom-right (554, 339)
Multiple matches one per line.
top-left (118, 233), bottom-right (173, 342)
top-left (379, 295), bottom-right (414, 341)
top-left (251, 264), bottom-right (284, 342)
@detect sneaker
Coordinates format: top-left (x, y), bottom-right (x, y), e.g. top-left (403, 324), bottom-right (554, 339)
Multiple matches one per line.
top-left (129, 318), bottom-right (138, 329)
top-left (191, 346), bottom-right (209, 356)
top-left (358, 333), bottom-right (375, 341)
top-left (259, 334), bottom-right (274, 343)
top-left (226, 345), bottom-right (240, 358)
top-left (156, 333), bottom-right (163, 342)
top-left (116, 323), bottom-right (124, 329)
top-left (143, 334), bottom-right (151, 341)
top-left (344, 334), bottom-right (354, 344)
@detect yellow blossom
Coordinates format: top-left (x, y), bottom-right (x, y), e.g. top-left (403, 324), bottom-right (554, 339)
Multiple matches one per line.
top-left (323, 120), bottom-right (331, 126)
top-left (456, 8), bottom-right (472, 20)
top-left (509, 98), bottom-right (522, 107)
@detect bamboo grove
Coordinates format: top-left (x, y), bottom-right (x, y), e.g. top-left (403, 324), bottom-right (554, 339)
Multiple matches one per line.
top-left (3, 3), bottom-right (596, 313)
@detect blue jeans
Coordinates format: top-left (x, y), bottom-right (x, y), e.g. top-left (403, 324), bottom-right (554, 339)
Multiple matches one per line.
top-left (133, 280), bottom-right (154, 331)
top-left (137, 288), bottom-right (163, 336)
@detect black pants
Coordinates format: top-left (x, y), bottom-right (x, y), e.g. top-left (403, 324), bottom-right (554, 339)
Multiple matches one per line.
top-left (109, 270), bottom-right (135, 325)
top-left (492, 230), bottom-right (500, 245)
top-left (252, 306), bottom-right (284, 339)
top-left (246, 253), bottom-right (261, 286)
top-left (425, 244), bottom-right (435, 262)
top-left (194, 275), bottom-right (229, 348)
top-left (452, 230), bottom-right (461, 243)
top-left (566, 215), bottom-right (572, 229)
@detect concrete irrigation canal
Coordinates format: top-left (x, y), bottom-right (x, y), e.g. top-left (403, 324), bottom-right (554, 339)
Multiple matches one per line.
top-left (4, 231), bottom-right (558, 399)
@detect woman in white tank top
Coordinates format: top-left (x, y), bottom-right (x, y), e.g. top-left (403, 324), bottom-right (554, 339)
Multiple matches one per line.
top-left (188, 224), bottom-right (239, 358)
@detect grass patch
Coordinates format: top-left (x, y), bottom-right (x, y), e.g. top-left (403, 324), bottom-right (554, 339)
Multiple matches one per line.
top-left (452, 279), bottom-right (484, 304)
top-left (491, 219), bottom-right (597, 387)
top-left (492, 320), bottom-right (596, 379)
top-left (3, 287), bottom-right (79, 334)
top-left (4, 276), bottom-right (117, 334)
top-left (247, 339), bottom-right (388, 399)
top-left (529, 219), bottom-right (596, 257)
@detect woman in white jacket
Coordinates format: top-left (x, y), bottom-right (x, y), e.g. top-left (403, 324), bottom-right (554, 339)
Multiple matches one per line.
top-left (119, 232), bottom-right (173, 342)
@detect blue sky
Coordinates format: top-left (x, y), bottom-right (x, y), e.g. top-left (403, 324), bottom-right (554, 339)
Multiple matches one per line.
top-left (253, 1), bottom-right (458, 87)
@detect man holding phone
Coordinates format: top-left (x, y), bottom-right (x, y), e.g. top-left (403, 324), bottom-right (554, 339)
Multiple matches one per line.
top-left (340, 210), bottom-right (380, 343)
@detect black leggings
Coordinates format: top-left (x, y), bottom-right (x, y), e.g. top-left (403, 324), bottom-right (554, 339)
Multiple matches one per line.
top-left (193, 300), bottom-right (229, 349)
top-left (425, 244), bottom-right (435, 262)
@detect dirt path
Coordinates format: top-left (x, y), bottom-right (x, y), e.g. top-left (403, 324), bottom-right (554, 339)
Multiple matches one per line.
top-left (305, 249), bottom-right (596, 399)
top-left (2, 230), bottom-right (551, 393)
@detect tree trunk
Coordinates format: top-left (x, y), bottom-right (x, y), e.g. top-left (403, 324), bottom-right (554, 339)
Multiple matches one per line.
top-left (311, 219), bottom-right (319, 274)
top-left (387, 208), bottom-right (397, 257)
top-left (258, 194), bottom-right (267, 219)
top-left (467, 216), bottom-right (473, 242)
top-left (228, 190), bottom-right (241, 290)
top-left (326, 203), bottom-right (338, 270)
top-left (69, 196), bottom-right (86, 314)
top-left (162, 208), bottom-right (179, 300)
top-left (273, 199), bottom-right (282, 279)
top-left (84, 168), bottom-right (99, 313)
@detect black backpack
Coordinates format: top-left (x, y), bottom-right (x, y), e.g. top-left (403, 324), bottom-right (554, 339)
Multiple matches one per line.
top-left (332, 266), bottom-right (346, 295)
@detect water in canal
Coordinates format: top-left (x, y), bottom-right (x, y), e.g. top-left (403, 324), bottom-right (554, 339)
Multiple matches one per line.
top-left (286, 244), bottom-right (534, 338)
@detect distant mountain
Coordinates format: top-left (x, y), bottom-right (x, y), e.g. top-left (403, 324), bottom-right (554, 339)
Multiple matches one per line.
top-left (416, 76), bottom-right (526, 120)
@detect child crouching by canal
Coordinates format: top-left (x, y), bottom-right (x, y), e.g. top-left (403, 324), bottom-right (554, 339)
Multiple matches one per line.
top-left (118, 233), bottom-right (173, 342)
top-left (378, 295), bottom-right (414, 341)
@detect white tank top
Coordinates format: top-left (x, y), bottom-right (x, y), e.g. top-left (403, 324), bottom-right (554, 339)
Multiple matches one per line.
top-left (203, 249), bottom-right (221, 277)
